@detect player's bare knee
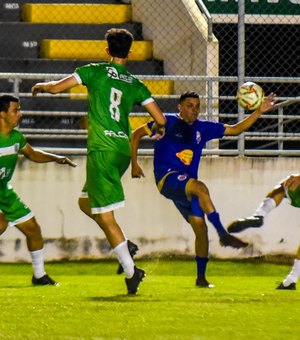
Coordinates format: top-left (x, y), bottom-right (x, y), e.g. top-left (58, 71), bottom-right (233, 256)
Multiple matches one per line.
top-left (193, 181), bottom-right (209, 198)
top-left (0, 215), bottom-right (8, 235)
top-left (17, 218), bottom-right (42, 239)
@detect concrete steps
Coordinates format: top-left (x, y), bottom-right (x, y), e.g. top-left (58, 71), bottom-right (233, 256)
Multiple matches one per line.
top-left (22, 3), bottom-right (132, 24)
top-left (0, 22), bottom-right (142, 59)
top-left (40, 39), bottom-right (153, 61)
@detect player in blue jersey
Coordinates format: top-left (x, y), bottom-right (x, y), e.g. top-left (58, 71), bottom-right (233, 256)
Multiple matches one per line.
top-left (32, 28), bottom-right (166, 294)
top-left (227, 173), bottom-right (300, 290)
top-left (0, 95), bottom-right (77, 286)
top-left (131, 90), bottom-right (275, 287)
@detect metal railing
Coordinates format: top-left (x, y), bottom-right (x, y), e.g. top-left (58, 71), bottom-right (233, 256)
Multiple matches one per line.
top-left (1, 72), bottom-right (299, 156)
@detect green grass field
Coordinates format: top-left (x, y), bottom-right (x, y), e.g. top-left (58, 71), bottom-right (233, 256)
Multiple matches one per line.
top-left (0, 258), bottom-right (299, 340)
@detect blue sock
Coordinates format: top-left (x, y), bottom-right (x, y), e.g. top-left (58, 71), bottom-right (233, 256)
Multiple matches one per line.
top-left (207, 211), bottom-right (227, 237)
top-left (195, 256), bottom-right (209, 277)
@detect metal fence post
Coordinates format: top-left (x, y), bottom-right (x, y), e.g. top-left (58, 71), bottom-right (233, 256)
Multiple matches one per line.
top-left (238, 0), bottom-right (245, 156)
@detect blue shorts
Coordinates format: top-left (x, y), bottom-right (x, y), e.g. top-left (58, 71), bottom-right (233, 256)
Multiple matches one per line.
top-left (157, 172), bottom-right (204, 221)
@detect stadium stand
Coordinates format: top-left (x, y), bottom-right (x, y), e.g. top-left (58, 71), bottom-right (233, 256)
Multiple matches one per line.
top-left (0, 0), bottom-right (176, 148)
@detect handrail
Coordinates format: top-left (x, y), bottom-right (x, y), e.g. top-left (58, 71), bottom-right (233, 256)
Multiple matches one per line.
top-left (195, 0), bottom-right (213, 41)
top-left (1, 72), bottom-right (299, 156)
top-left (1, 72), bottom-right (300, 83)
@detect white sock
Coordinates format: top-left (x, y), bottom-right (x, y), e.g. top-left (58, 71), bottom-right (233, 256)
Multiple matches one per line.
top-left (113, 240), bottom-right (134, 278)
top-left (30, 248), bottom-right (46, 279)
top-left (283, 259), bottom-right (300, 286)
top-left (254, 197), bottom-right (276, 217)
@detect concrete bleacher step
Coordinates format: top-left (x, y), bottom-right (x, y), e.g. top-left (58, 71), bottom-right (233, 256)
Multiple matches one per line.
top-left (40, 39), bottom-right (153, 61)
top-left (22, 3), bottom-right (131, 24)
top-left (0, 58), bottom-right (164, 76)
top-left (19, 113), bottom-right (151, 131)
top-left (20, 97), bottom-right (178, 116)
top-left (0, 22), bottom-right (142, 59)
top-left (0, 0), bottom-right (123, 22)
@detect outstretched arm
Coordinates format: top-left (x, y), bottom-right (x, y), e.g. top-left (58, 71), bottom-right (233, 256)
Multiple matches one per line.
top-left (21, 144), bottom-right (77, 167)
top-left (131, 125), bottom-right (149, 178)
top-left (32, 75), bottom-right (78, 96)
top-left (224, 93), bottom-right (276, 136)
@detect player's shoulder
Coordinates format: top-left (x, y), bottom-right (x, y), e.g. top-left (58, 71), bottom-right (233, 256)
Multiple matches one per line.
top-left (11, 128), bottom-right (24, 138)
top-left (165, 113), bottom-right (179, 122)
top-left (4, 129), bottom-right (25, 145)
top-left (78, 62), bottom-right (109, 72)
top-left (197, 118), bottom-right (222, 126)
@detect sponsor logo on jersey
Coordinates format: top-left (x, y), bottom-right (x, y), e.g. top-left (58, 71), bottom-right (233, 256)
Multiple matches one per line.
top-left (106, 67), bottom-right (133, 83)
top-left (104, 130), bottom-right (128, 139)
top-left (175, 149), bottom-right (193, 165)
top-left (177, 174), bottom-right (187, 181)
top-left (0, 167), bottom-right (11, 179)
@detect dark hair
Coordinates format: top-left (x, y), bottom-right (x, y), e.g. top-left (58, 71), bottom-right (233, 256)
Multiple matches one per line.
top-left (105, 28), bottom-right (134, 59)
top-left (179, 91), bottom-right (200, 103)
top-left (0, 95), bottom-right (19, 112)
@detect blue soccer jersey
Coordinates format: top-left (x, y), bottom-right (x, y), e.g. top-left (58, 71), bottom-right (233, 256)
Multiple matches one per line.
top-left (147, 114), bottom-right (225, 182)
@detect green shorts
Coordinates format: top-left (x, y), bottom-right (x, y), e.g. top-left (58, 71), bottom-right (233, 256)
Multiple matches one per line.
top-left (286, 184), bottom-right (300, 208)
top-left (0, 184), bottom-right (33, 226)
top-left (81, 151), bottom-right (131, 214)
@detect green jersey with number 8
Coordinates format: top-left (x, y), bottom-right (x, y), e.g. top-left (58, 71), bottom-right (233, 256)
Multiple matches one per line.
top-left (74, 62), bottom-right (154, 156)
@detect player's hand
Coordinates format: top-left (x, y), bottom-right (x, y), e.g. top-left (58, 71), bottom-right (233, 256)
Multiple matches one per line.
top-left (55, 156), bottom-right (77, 167)
top-left (32, 83), bottom-right (45, 96)
top-left (131, 163), bottom-right (145, 178)
top-left (151, 122), bottom-right (165, 140)
top-left (283, 174), bottom-right (300, 191)
top-left (258, 93), bottom-right (277, 113)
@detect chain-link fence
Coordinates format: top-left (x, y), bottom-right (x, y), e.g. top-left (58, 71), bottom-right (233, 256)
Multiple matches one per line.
top-left (0, 0), bottom-right (299, 154)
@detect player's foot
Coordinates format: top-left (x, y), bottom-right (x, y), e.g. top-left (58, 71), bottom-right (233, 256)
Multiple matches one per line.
top-left (32, 274), bottom-right (59, 286)
top-left (125, 266), bottom-right (145, 295)
top-left (117, 240), bottom-right (139, 274)
top-left (220, 233), bottom-right (248, 249)
top-left (196, 276), bottom-right (214, 288)
top-left (227, 215), bottom-right (264, 233)
top-left (276, 282), bottom-right (296, 290)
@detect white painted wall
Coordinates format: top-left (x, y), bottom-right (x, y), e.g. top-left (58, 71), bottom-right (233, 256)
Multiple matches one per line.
top-left (132, 0), bottom-right (219, 94)
top-left (1, 156), bottom-right (299, 262)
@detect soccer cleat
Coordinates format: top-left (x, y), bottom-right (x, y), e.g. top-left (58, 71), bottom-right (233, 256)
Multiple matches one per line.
top-left (196, 276), bottom-right (214, 288)
top-left (32, 274), bottom-right (59, 286)
top-left (220, 233), bottom-right (248, 249)
top-left (276, 282), bottom-right (296, 290)
top-left (117, 240), bottom-right (139, 275)
top-left (227, 215), bottom-right (264, 234)
top-left (125, 266), bottom-right (145, 295)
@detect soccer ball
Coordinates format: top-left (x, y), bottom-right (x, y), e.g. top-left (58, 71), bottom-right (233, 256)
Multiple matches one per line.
top-left (236, 82), bottom-right (264, 110)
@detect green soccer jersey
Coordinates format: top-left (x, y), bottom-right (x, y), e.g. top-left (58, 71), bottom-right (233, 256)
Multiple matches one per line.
top-left (74, 62), bottom-right (153, 156)
top-left (0, 129), bottom-right (26, 187)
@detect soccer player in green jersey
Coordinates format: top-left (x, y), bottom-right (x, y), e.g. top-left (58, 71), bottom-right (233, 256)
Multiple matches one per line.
top-left (32, 28), bottom-right (166, 294)
top-left (227, 173), bottom-right (300, 290)
top-left (0, 94), bottom-right (77, 286)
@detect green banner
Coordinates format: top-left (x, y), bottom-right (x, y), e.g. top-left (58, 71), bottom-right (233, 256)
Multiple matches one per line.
top-left (203, 0), bottom-right (300, 15)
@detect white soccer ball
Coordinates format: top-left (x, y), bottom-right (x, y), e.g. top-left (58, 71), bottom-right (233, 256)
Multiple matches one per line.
top-left (236, 82), bottom-right (264, 110)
